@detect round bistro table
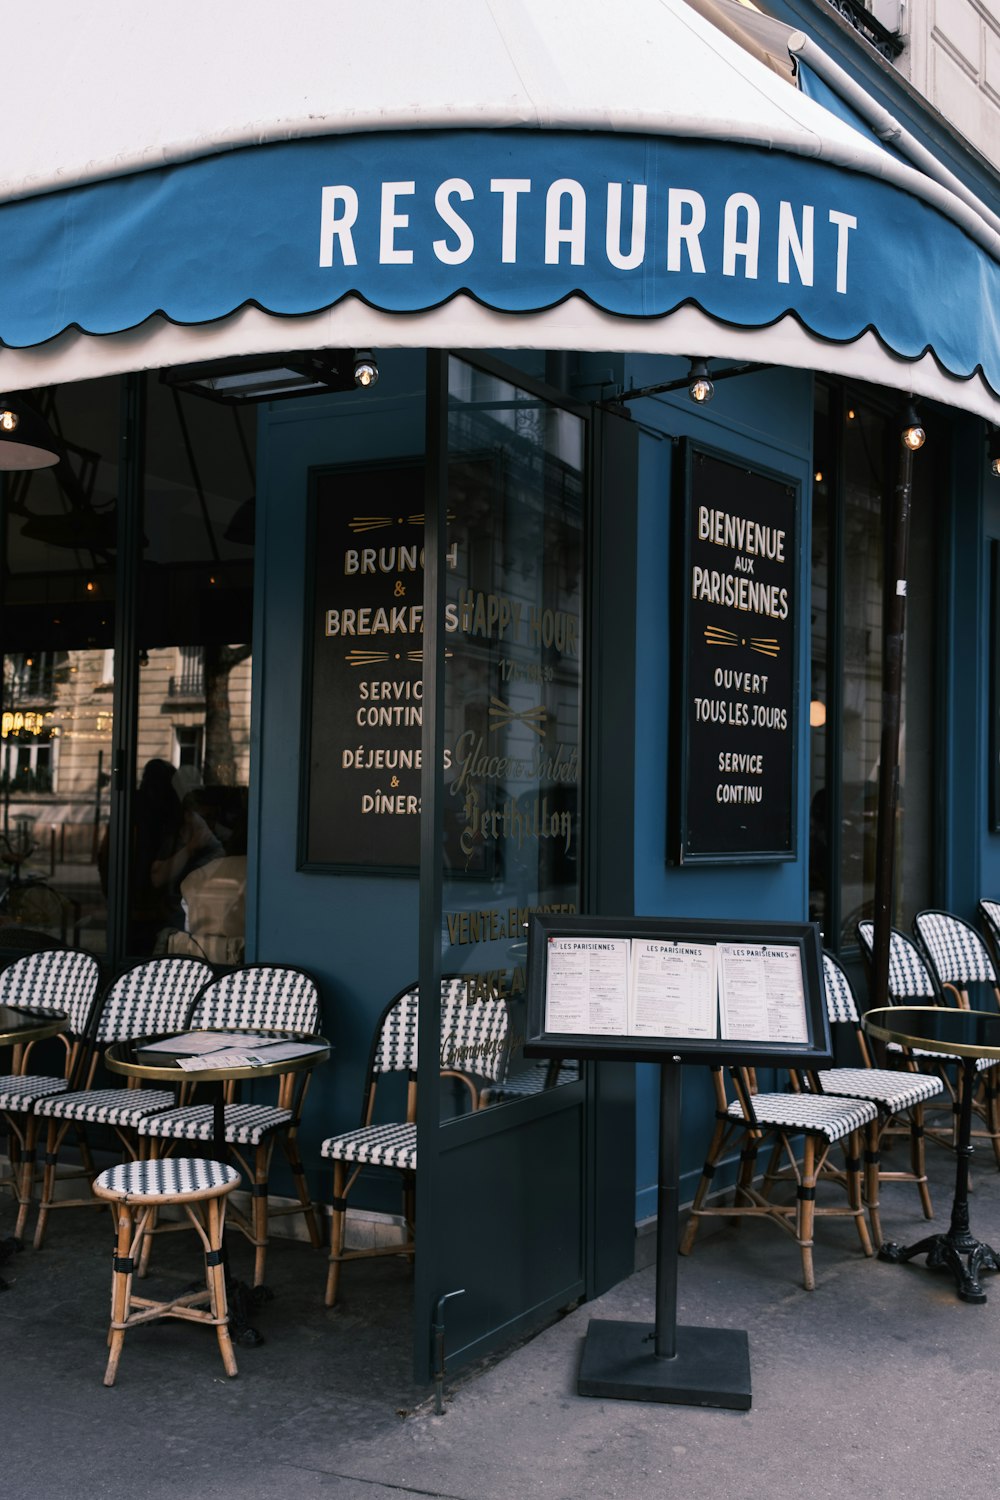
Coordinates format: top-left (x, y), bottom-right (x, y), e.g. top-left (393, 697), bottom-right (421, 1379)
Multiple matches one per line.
top-left (864, 1005), bottom-right (1000, 1303)
top-left (105, 1028), bottom-right (330, 1340)
top-left (0, 1002), bottom-right (68, 1285)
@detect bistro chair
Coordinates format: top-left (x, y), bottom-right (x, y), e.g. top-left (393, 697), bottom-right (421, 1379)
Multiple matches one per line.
top-left (31, 955), bottom-right (214, 1249)
top-left (92, 1156), bottom-right (240, 1386)
top-left (978, 899), bottom-right (1000, 970)
top-left (857, 920), bottom-right (1000, 1165)
top-left (815, 950), bottom-right (945, 1244)
top-left (913, 908), bottom-right (1000, 1012)
top-left (321, 976), bottom-right (510, 1308)
top-left (135, 963), bottom-right (323, 1287)
top-left (678, 1060), bottom-right (877, 1290)
top-left (0, 948), bottom-right (102, 1241)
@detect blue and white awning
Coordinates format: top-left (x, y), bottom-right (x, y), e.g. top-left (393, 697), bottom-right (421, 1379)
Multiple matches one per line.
top-left (1, 0), bottom-right (998, 421)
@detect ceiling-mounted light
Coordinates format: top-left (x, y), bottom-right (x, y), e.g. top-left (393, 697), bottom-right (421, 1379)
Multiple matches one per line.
top-left (901, 401), bottom-right (926, 451)
top-left (988, 427), bottom-right (1000, 478)
top-left (353, 351), bottom-right (379, 389)
top-left (161, 350), bottom-right (359, 404)
top-left (0, 396), bottom-right (60, 470)
top-left (687, 358), bottom-right (714, 405)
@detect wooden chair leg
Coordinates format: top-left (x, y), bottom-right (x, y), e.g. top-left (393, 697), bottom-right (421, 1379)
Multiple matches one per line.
top-left (252, 1145), bottom-right (270, 1288)
top-left (797, 1136), bottom-right (817, 1291)
top-left (847, 1130), bottom-right (873, 1257)
top-left (909, 1107), bottom-right (934, 1220)
top-left (325, 1160), bottom-right (347, 1308)
top-left (204, 1196), bottom-right (238, 1379)
top-left (14, 1116), bottom-right (39, 1242)
top-left (863, 1122), bottom-right (883, 1250)
top-left (33, 1118), bottom-right (72, 1250)
top-left (282, 1134), bottom-right (322, 1248)
top-left (104, 1203), bottom-right (135, 1387)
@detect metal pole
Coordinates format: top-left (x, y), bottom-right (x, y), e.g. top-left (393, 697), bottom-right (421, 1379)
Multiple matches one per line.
top-left (869, 416), bottom-right (922, 1011)
top-left (653, 1059), bottom-right (682, 1359)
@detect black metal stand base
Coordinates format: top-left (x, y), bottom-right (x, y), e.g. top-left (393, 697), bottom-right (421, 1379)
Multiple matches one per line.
top-left (578, 1319), bottom-right (751, 1409)
top-left (879, 1235), bottom-right (1000, 1304)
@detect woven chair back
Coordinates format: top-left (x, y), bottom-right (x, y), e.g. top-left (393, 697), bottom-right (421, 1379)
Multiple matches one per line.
top-left (371, 977), bottom-right (509, 1082)
top-left (0, 947), bottom-right (101, 1036)
top-left (189, 964), bottom-right (320, 1033)
top-left (95, 956), bottom-right (214, 1043)
top-left (856, 921), bottom-right (938, 1002)
top-left (821, 952), bottom-right (861, 1025)
top-left (913, 909), bottom-right (997, 990)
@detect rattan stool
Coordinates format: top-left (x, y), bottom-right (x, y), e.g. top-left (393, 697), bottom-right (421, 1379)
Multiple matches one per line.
top-left (92, 1157), bottom-right (241, 1386)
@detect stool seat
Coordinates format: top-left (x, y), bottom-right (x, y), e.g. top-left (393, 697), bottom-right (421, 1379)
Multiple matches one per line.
top-left (91, 1156), bottom-right (241, 1386)
top-left (94, 1157), bottom-right (240, 1204)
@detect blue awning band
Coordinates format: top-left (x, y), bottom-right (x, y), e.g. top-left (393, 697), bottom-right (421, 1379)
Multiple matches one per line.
top-left (2, 130), bottom-right (999, 397)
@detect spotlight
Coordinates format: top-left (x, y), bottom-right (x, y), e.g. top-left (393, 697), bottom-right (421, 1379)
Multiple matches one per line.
top-left (687, 358), bottom-right (714, 405)
top-left (353, 352), bottom-right (379, 389)
top-left (901, 402), bottom-right (925, 451)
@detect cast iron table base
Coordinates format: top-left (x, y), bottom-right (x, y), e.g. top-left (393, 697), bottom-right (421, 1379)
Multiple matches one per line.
top-left (878, 1054), bottom-right (1000, 1303)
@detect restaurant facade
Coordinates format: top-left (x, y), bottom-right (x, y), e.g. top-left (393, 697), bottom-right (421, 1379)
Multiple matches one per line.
top-left (2, 0), bottom-right (1000, 1380)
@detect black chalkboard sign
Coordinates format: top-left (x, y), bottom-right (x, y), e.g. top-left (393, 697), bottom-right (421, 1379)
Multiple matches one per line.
top-left (299, 460), bottom-right (425, 872)
top-left (671, 442), bottom-right (799, 863)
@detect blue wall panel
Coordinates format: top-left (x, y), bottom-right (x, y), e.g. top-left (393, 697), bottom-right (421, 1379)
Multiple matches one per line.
top-left (625, 357), bottom-right (815, 1217)
top-left (249, 353), bottom-right (426, 1170)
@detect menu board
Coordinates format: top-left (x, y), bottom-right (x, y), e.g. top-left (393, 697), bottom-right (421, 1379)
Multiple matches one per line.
top-left (300, 461), bottom-right (425, 871)
top-left (526, 914), bottom-right (830, 1066)
top-left (672, 443), bottom-right (798, 864)
top-left (544, 937), bottom-right (806, 1045)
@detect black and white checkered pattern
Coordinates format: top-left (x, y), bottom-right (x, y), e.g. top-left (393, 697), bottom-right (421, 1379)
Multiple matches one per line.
top-left (913, 909), bottom-right (998, 991)
top-left (980, 899), bottom-right (1000, 958)
top-left (189, 965), bottom-right (319, 1034)
top-left (95, 956), bottom-right (214, 1043)
top-left (856, 921), bottom-right (938, 1000)
top-left (94, 1157), bottom-right (240, 1199)
top-left (727, 1092), bottom-right (877, 1141)
top-left (137, 1102), bottom-right (292, 1146)
top-left (0, 948), bottom-right (101, 1035)
top-left (372, 977), bottom-right (509, 1080)
top-left (816, 1065), bottom-right (943, 1110)
top-left (822, 954), bottom-right (861, 1025)
top-left (0, 1074), bottom-right (68, 1109)
top-left (35, 1086), bottom-right (177, 1127)
top-left (320, 1123), bottom-right (416, 1171)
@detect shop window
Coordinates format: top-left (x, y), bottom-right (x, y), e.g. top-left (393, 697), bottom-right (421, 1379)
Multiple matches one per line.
top-left (809, 383), bottom-right (936, 948)
top-left (127, 380), bottom-right (254, 961)
top-left (0, 380), bottom-right (119, 953)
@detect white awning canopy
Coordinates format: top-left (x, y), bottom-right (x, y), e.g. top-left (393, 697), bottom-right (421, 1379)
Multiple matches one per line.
top-left (1, 0), bottom-right (998, 421)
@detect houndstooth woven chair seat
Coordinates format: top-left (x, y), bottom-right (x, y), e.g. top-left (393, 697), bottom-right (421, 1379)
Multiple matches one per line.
top-left (320, 1123), bottom-right (416, 1171)
top-left (137, 1101), bottom-right (293, 1147)
top-left (36, 1085), bottom-right (177, 1129)
top-left (0, 1075), bottom-right (69, 1108)
top-left (92, 1156), bottom-right (241, 1386)
top-left (725, 1092), bottom-right (878, 1139)
top-left (816, 1066), bottom-right (942, 1113)
top-left (29, 955), bottom-right (214, 1250)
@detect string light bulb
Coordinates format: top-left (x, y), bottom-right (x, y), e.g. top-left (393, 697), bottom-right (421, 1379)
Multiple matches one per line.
top-left (988, 426), bottom-right (1000, 477)
top-left (687, 358), bottom-right (714, 405)
top-left (901, 402), bottom-right (926, 451)
top-left (353, 351), bottom-right (379, 389)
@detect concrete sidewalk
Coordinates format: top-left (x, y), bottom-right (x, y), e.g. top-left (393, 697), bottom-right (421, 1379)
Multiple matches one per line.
top-left (4, 1134), bottom-right (1000, 1500)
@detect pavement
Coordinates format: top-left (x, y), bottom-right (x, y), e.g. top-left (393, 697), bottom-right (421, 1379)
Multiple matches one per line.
top-left (4, 1133), bottom-right (1000, 1500)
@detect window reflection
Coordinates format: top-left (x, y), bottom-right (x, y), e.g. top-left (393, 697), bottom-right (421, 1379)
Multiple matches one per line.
top-left (0, 381), bottom-right (118, 953)
top-left (126, 380), bottom-right (254, 960)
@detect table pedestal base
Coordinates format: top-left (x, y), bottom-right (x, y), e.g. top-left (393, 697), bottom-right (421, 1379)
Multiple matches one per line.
top-left (879, 1234), bottom-right (1000, 1304)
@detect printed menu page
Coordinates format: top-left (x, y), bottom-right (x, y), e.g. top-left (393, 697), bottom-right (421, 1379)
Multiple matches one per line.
top-left (628, 940), bottom-right (717, 1038)
top-left (718, 943), bottom-right (808, 1043)
top-left (545, 936), bottom-right (630, 1035)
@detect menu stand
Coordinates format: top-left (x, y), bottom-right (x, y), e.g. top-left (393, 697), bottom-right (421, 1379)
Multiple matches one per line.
top-left (577, 1060), bottom-right (751, 1409)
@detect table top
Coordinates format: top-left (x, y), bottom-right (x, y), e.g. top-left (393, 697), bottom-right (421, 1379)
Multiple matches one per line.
top-left (0, 1002), bottom-right (67, 1048)
top-left (105, 1029), bottom-right (331, 1084)
top-left (864, 1005), bottom-right (1000, 1059)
